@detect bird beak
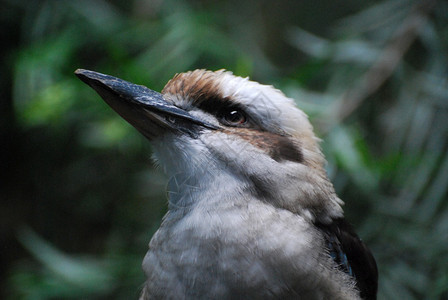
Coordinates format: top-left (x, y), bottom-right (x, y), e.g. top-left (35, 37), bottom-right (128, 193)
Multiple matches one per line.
top-left (75, 69), bottom-right (219, 140)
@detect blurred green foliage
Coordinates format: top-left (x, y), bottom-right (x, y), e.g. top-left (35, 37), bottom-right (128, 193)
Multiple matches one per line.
top-left (1, 0), bottom-right (447, 299)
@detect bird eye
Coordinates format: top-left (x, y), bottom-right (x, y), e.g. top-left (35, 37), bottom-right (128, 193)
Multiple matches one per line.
top-left (221, 109), bottom-right (247, 126)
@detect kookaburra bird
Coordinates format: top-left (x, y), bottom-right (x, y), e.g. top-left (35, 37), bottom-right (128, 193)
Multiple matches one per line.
top-left (75, 69), bottom-right (378, 299)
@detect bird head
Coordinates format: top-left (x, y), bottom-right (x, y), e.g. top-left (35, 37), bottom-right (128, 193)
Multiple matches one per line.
top-left (75, 69), bottom-right (343, 223)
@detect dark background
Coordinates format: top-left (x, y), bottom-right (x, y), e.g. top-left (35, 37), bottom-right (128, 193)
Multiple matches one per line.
top-left (1, 0), bottom-right (447, 299)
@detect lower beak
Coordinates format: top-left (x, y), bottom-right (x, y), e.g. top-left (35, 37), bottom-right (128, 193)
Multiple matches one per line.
top-left (75, 69), bottom-right (219, 140)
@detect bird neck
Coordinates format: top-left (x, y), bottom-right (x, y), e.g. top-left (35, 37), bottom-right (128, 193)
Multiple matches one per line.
top-left (164, 163), bottom-right (343, 225)
top-left (166, 166), bottom-right (249, 211)
top-left (152, 135), bottom-right (343, 223)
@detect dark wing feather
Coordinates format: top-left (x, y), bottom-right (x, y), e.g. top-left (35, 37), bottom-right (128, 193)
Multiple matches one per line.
top-left (315, 218), bottom-right (378, 300)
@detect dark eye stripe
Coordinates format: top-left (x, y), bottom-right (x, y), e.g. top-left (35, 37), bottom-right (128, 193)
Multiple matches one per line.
top-left (192, 94), bottom-right (254, 128)
top-left (197, 95), bottom-right (241, 115)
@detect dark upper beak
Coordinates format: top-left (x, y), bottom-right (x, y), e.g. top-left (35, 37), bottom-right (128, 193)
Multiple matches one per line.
top-left (74, 69), bottom-right (219, 140)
